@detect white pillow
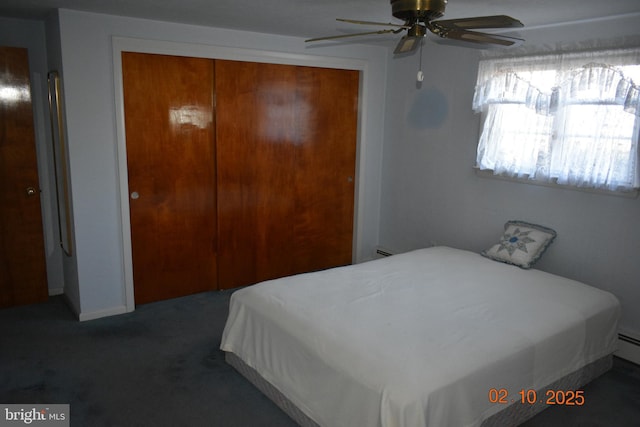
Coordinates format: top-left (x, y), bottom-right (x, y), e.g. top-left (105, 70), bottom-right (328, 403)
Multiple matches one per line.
top-left (481, 220), bottom-right (557, 269)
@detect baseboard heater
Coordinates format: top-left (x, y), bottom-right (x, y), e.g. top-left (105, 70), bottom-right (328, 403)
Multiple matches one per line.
top-left (375, 247), bottom-right (395, 257)
top-left (619, 333), bottom-right (640, 347)
top-left (617, 333), bottom-right (640, 365)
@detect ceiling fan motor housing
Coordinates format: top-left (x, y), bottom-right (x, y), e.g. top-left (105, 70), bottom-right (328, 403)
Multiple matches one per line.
top-left (390, 0), bottom-right (447, 22)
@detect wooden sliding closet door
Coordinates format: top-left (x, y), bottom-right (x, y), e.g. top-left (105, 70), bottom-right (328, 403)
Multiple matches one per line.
top-left (122, 53), bottom-right (217, 304)
top-left (215, 60), bottom-right (358, 289)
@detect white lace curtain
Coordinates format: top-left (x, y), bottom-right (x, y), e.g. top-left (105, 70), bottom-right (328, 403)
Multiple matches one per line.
top-left (473, 47), bottom-right (640, 191)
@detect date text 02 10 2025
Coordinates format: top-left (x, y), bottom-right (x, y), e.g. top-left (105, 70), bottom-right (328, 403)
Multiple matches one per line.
top-left (488, 388), bottom-right (585, 406)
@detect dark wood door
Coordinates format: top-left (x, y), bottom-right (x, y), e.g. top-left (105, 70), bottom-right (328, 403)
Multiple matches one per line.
top-left (215, 60), bottom-right (358, 289)
top-left (0, 46), bottom-right (49, 307)
top-left (122, 52), bottom-right (217, 304)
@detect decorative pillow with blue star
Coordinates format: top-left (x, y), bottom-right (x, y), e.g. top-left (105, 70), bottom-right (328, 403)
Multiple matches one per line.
top-left (481, 220), bottom-right (557, 269)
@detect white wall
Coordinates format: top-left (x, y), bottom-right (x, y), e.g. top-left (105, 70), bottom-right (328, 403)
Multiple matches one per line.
top-left (379, 16), bottom-right (640, 339)
top-left (54, 9), bottom-right (388, 320)
top-left (0, 17), bottom-right (65, 297)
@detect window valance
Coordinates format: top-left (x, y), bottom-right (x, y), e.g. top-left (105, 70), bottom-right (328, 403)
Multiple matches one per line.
top-left (473, 47), bottom-right (640, 116)
top-left (473, 64), bottom-right (640, 117)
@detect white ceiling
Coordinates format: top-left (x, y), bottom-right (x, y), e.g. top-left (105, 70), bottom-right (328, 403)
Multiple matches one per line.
top-left (2, 0), bottom-right (640, 43)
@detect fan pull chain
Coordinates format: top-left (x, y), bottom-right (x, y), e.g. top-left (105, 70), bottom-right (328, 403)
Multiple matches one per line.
top-left (417, 38), bottom-right (425, 82)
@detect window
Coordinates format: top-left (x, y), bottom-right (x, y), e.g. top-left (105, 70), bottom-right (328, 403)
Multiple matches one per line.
top-left (473, 48), bottom-right (640, 192)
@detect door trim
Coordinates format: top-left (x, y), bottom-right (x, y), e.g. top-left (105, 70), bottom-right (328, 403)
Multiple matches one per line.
top-left (112, 37), bottom-right (370, 312)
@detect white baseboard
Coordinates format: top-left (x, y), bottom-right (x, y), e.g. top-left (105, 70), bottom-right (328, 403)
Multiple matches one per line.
top-left (78, 305), bottom-right (129, 322)
top-left (615, 334), bottom-right (640, 365)
top-left (48, 287), bottom-right (64, 296)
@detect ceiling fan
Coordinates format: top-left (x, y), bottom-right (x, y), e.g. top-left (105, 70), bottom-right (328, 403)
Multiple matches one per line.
top-left (306, 0), bottom-right (524, 54)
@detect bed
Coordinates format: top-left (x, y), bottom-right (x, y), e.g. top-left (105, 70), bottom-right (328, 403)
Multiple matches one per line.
top-left (220, 246), bottom-right (620, 427)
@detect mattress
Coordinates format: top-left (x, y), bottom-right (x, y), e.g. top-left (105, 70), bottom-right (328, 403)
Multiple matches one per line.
top-left (220, 246), bottom-right (620, 427)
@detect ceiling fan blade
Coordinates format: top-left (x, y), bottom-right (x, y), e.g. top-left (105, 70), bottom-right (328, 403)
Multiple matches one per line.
top-left (336, 18), bottom-right (409, 28)
top-left (436, 28), bottom-right (523, 46)
top-left (393, 35), bottom-right (422, 54)
top-left (306, 29), bottom-right (398, 43)
top-left (433, 15), bottom-right (523, 30)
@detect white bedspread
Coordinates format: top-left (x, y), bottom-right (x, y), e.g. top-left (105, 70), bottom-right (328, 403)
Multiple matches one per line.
top-left (220, 247), bottom-right (620, 427)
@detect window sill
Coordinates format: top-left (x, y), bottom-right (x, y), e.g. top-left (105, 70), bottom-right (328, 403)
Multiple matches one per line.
top-left (473, 167), bottom-right (640, 199)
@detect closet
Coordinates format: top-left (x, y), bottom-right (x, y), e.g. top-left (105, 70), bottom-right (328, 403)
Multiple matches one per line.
top-left (122, 52), bottom-right (358, 303)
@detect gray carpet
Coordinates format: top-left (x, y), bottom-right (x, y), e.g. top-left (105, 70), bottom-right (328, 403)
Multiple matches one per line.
top-left (1, 291), bottom-right (638, 427)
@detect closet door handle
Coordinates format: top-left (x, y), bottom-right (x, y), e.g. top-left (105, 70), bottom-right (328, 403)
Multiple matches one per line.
top-left (130, 191), bottom-right (140, 200)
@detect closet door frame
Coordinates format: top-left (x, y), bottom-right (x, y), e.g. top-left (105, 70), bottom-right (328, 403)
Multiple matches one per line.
top-left (112, 37), bottom-right (371, 312)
